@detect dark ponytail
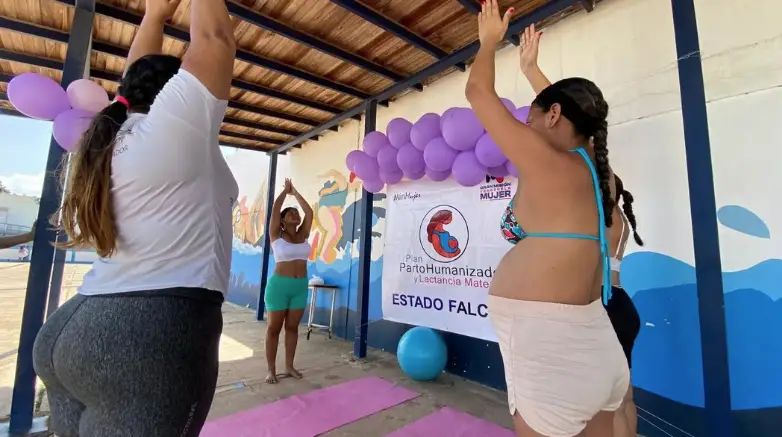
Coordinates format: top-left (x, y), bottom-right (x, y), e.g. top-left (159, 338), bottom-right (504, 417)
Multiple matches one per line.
top-left (591, 118), bottom-right (614, 228)
top-left (614, 175), bottom-right (643, 246)
top-left (55, 54), bottom-right (182, 257)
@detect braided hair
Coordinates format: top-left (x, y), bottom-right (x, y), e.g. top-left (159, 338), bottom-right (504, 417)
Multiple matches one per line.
top-left (614, 175), bottom-right (644, 246)
top-left (56, 55), bottom-right (182, 257)
top-left (532, 78), bottom-right (614, 227)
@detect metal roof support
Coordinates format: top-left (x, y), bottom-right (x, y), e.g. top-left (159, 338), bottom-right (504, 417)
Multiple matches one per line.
top-left (0, 17), bottom-right (350, 117)
top-left (8, 0), bottom-right (95, 434)
top-left (328, 0), bottom-right (466, 72)
top-left (53, 0), bottom-right (375, 99)
top-left (353, 99), bottom-right (376, 359)
top-left (670, 0), bottom-right (733, 435)
top-left (454, 0), bottom-right (520, 46)
top-left (220, 129), bottom-right (284, 145)
top-left (225, 2), bottom-right (407, 83)
top-left (256, 151), bottom-right (278, 321)
top-left (0, 50), bottom-right (331, 129)
top-left (580, 0), bottom-right (595, 12)
top-left (274, 0), bottom-right (574, 153)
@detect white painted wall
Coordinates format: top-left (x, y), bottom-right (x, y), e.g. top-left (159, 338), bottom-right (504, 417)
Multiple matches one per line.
top-left (0, 192), bottom-right (38, 233)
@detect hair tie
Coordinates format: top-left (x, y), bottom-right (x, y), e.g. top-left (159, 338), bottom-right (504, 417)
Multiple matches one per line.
top-left (114, 96), bottom-right (130, 109)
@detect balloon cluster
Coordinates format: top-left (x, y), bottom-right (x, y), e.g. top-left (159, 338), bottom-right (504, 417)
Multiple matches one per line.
top-left (346, 99), bottom-right (530, 193)
top-left (7, 72), bottom-right (111, 152)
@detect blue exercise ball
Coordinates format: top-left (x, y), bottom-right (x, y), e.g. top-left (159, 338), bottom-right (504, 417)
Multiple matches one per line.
top-left (397, 326), bottom-right (447, 381)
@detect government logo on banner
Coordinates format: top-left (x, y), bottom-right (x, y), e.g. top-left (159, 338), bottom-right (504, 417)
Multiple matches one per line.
top-left (479, 176), bottom-right (513, 202)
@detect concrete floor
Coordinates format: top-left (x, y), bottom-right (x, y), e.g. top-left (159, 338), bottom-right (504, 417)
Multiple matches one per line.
top-left (0, 263), bottom-right (514, 436)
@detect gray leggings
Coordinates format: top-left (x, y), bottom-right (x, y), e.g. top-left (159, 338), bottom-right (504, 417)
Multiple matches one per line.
top-left (32, 289), bottom-right (223, 437)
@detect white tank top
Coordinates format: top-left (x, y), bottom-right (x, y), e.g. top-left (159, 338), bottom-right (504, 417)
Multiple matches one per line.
top-left (609, 211), bottom-right (628, 273)
top-left (271, 238), bottom-right (311, 263)
top-left (79, 70), bottom-right (238, 296)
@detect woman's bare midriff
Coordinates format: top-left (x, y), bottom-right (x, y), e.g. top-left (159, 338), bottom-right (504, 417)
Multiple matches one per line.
top-left (273, 260), bottom-right (308, 279)
top-left (489, 237), bottom-right (604, 305)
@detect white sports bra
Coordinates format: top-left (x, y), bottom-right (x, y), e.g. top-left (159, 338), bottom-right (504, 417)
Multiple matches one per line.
top-left (271, 238), bottom-right (311, 263)
top-left (609, 211), bottom-right (628, 273)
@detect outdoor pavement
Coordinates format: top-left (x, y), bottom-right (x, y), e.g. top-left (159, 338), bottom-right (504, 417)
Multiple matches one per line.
top-left (0, 263), bottom-right (515, 436)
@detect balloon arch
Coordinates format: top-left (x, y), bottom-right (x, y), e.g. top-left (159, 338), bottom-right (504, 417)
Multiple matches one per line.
top-left (346, 98), bottom-right (530, 193)
top-left (7, 72), bottom-right (110, 152)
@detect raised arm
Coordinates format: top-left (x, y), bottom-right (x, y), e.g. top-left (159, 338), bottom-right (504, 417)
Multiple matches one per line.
top-left (290, 182), bottom-right (314, 239)
top-left (466, 0), bottom-right (562, 177)
top-left (0, 223), bottom-right (35, 250)
top-left (519, 24), bottom-right (551, 94)
top-left (181, 0), bottom-right (236, 99)
top-left (125, 0), bottom-right (181, 75)
top-left (268, 180), bottom-right (290, 242)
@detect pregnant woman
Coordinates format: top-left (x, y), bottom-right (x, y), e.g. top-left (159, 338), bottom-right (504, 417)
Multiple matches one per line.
top-left (265, 178), bottom-right (314, 384)
top-left (469, 3), bottom-right (628, 436)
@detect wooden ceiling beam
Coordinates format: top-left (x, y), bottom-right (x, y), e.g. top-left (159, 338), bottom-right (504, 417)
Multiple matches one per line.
top-left (329, 0), bottom-right (466, 72)
top-left (53, 0), bottom-right (373, 99)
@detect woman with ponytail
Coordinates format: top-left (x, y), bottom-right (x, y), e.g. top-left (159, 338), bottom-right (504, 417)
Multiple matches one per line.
top-left (32, 0), bottom-right (237, 435)
top-left (467, 3), bottom-right (626, 436)
top-left (605, 174), bottom-right (644, 437)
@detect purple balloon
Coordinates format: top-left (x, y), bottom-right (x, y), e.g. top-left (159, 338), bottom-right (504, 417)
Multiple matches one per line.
top-left (386, 118), bottom-right (413, 149)
top-left (488, 165), bottom-right (509, 178)
top-left (423, 137), bottom-right (458, 172)
top-left (53, 109), bottom-right (95, 152)
top-left (442, 108), bottom-right (484, 151)
top-left (353, 152), bottom-right (379, 181)
top-left (363, 178), bottom-right (385, 194)
top-left (379, 168), bottom-right (403, 185)
top-left (506, 161), bottom-right (519, 177)
top-left (8, 73), bottom-right (71, 120)
top-left (440, 107), bottom-right (464, 131)
top-left (474, 133), bottom-right (507, 168)
top-left (376, 146), bottom-right (400, 171)
top-left (500, 98), bottom-right (516, 112)
top-left (410, 113), bottom-right (441, 151)
top-left (346, 149), bottom-right (363, 171)
top-left (512, 106), bottom-right (531, 124)
top-left (396, 143), bottom-right (425, 174)
top-left (426, 167), bottom-right (451, 182)
top-left (404, 166), bottom-right (426, 181)
top-left (363, 131), bottom-right (390, 157)
top-left (451, 151), bottom-right (487, 187)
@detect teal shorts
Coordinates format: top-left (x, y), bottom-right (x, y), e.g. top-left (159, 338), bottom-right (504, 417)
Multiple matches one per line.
top-left (264, 275), bottom-right (309, 312)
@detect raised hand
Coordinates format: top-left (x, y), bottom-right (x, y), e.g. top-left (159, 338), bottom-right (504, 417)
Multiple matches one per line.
top-left (478, 0), bottom-right (514, 47)
top-left (283, 178), bottom-right (293, 195)
top-left (519, 24), bottom-right (542, 74)
top-left (146, 0), bottom-right (182, 21)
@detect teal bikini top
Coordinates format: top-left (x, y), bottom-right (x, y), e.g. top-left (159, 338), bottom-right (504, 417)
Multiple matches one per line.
top-left (499, 147), bottom-right (612, 305)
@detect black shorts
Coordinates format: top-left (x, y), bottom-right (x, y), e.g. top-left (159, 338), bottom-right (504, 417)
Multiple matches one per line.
top-left (605, 286), bottom-right (641, 368)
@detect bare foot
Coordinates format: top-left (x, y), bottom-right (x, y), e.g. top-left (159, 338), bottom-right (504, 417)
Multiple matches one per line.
top-left (265, 374), bottom-right (278, 384)
top-left (284, 367), bottom-right (303, 379)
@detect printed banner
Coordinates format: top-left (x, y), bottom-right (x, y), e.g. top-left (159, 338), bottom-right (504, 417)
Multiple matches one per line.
top-left (382, 176), bottom-right (516, 341)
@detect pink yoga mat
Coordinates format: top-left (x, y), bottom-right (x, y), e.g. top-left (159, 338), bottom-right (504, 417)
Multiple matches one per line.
top-left (201, 376), bottom-right (419, 437)
top-left (384, 407), bottom-right (514, 437)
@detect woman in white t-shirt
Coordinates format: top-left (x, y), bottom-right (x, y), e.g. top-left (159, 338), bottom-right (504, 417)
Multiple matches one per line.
top-left (32, 0), bottom-right (237, 436)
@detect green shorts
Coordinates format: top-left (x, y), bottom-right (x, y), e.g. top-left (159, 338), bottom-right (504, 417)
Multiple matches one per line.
top-left (264, 274), bottom-right (309, 312)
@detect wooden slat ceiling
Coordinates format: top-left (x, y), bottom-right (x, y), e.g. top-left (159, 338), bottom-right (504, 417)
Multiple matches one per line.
top-left (0, 0), bottom-right (589, 152)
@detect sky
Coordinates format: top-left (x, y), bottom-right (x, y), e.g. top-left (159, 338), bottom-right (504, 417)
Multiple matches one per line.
top-left (0, 114), bottom-right (238, 198)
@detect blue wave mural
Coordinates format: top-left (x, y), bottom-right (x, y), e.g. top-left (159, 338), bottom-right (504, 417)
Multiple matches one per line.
top-left (718, 205), bottom-right (771, 239)
top-left (623, 203), bottom-right (781, 414)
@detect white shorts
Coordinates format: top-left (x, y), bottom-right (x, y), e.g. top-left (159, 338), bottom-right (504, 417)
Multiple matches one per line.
top-left (488, 296), bottom-right (629, 437)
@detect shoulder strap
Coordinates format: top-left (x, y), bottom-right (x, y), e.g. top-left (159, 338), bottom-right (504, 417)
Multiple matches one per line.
top-left (572, 148), bottom-right (612, 305)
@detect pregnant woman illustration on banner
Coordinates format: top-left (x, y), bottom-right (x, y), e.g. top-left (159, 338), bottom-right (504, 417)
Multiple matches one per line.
top-left (426, 210), bottom-right (462, 259)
